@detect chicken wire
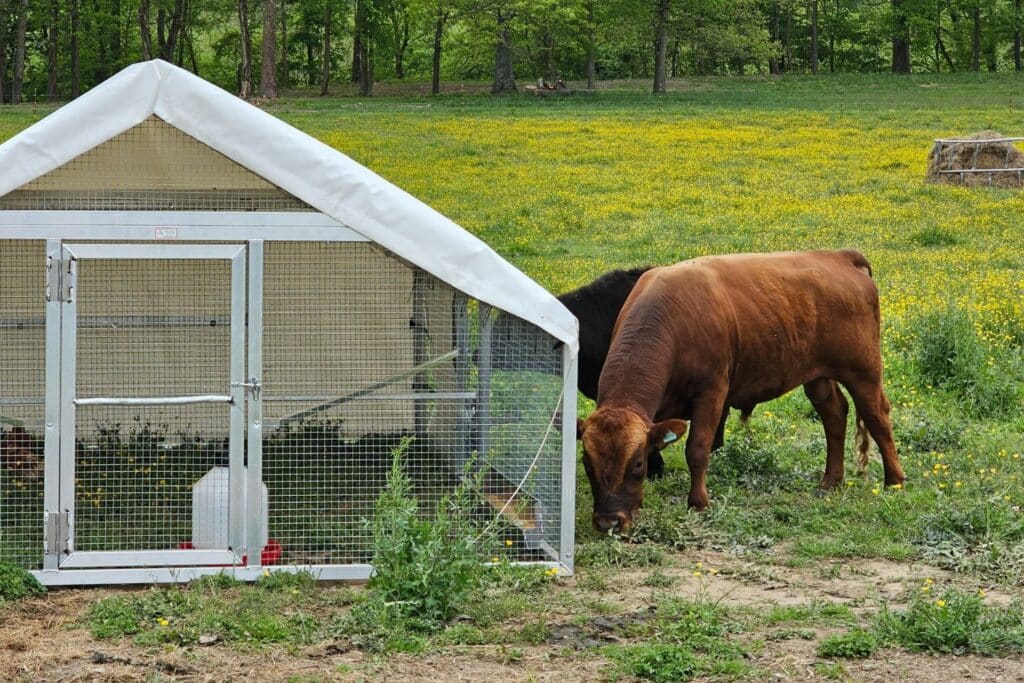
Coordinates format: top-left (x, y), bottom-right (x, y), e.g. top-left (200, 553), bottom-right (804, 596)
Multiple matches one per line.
top-left (0, 240), bottom-right (46, 570)
top-left (0, 237), bottom-right (569, 576)
top-left (261, 242), bottom-right (566, 566)
top-left (0, 116), bottom-right (313, 212)
top-left (71, 256), bottom-right (234, 553)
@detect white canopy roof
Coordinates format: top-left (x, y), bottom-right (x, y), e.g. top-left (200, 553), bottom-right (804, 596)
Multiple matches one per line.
top-left (0, 59), bottom-right (578, 354)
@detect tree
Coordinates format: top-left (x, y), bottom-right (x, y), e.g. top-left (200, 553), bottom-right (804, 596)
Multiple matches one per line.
top-left (585, 0), bottom-right (595, 89)
top-left (809, 0), bottom-right (818, 73)
top-left (262, 0), bottom-right (279, 96)
top-left (71, 0), bottom-right (81, 96)
top-left (492, 5), bottom-right (516, 93)
top-left (47, 0), bottom-right (58, 100)
top-left (653, 0), bottom-right (669, 93)
top-left (1016, 0), bottom-right (1022, 71)
top-left (238, 0), bottom-right (255, 97)
top-left (892, 0), bottom-right (911, 72)
top-left (322, 0), bottom-right (334, 95)
top-left (140, 0), bottom-right (153, 60)
top-left (12, 0), bottom-right (27, 103)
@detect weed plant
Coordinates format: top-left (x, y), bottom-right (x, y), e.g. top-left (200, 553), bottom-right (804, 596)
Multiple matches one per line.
top-left (875, 587), bottom-right (1024, 654)
top-left (0, 562), bottom-right (45, 604)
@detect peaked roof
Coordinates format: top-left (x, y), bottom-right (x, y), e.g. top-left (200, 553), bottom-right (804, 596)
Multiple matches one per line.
top-left (0, 59), bottom-right (577, 354)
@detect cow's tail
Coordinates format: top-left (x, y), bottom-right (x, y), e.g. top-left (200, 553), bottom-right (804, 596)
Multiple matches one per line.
top-left (855, 412), bottom-right (871, 476)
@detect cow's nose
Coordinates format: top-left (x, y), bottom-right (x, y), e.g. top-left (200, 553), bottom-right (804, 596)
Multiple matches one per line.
top-left (593, 514), bottom-right (620, 532)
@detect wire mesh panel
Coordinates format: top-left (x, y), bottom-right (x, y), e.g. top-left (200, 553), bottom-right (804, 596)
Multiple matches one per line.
top-left (262, 242), bottom-right (566, 567)
top-left (71, 256), bottom-right (236, 555)
top-left (0, 117), bottom-right (313, 212)
top-left (0, 240), bottom-right (45, 569)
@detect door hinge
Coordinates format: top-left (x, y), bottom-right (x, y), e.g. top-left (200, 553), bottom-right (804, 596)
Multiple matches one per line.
top-left (45, 511), bottom-right (70, 555)
top-left (45, 257), bottom-right (76, 303)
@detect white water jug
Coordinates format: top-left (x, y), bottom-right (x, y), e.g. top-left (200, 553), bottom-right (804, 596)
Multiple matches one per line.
top-left (191, 466), bottom-right (269, 550)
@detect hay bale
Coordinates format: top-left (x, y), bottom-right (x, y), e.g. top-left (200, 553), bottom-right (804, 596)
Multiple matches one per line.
top-left (926, 130), bottom-right (1024, 188)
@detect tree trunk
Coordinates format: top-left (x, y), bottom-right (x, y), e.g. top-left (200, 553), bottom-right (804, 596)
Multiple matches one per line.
top-left (239, 0), bottom-right (255, 97)
top-left (891, 0), bottom-right (911, 73)
top-left (431, 11), bottom-right (446, 96)
top-left (12, 0), bottom-right (28, 104)
top-left (1011, 0), bottom-right (1019, 72)
top-left (0, 14), bottom-right (6, 104)
top-left (809, 0), bottom-right (818, 74)
top-left (357, 6), bottom-right (372, 97)
top-left (278, 0), bottom-right (288, 87)
top-left (352, 0), bottom-right (361, 83)
top-left (261, 0), bottom-right (279, 97)
top-left (139, 0), bottom-right (153, 60)
top-left (71, 0), bottom-right (81, 95)
top-left (829, 0), bottom-right (837, 72)
top-left (321, 0), bottom-right (333, 95)
top-left (492, 9), bottom-right (516, 94)
top-left (157, 7), bottom-right (167, 57)
top-left (586, 0), bottom-right (595, 90)
top-left (769, 8), bottom-right (781, 74)
top-left (47, 0), bottom-right (59, 100)
top-left (652, 0), bottom-right (669, 94)
top-left (971, 5), bottom-right (980, 72)
top-left (165, 0), bottom-right (185, 62)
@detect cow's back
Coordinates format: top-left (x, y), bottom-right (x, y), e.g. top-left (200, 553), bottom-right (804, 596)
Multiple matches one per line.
top-left (601, 250), bottom-right (882, 414)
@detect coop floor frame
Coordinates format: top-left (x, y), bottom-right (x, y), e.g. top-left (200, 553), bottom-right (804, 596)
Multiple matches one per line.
top-left (1, 215), bottom-right (577, 586)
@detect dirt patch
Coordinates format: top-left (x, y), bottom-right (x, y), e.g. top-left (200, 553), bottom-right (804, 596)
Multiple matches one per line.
top-left (3, 552), bottom-right (1024, 682)
top-left (926, 130), bottom-right (1024, 188)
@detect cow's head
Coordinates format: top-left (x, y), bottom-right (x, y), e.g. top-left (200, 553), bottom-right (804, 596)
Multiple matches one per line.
top-left (577, 408), bottom-right (686, 532)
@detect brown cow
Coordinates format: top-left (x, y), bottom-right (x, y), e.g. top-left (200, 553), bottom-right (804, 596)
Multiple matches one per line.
top-left (577, 249), bottom-right (906, 532)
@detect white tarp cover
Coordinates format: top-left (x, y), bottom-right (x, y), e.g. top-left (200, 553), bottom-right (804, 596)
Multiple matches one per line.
top-left (0, 59), bottom-right (578, 354)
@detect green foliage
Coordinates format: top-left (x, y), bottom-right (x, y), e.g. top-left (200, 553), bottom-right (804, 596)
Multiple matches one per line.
top-left (910, 225), bottom-right (960, 247)
top-left (875, 588), bottom-right (1024, 655)
top-left (0, 563), bottom-right (45, 604)
top-left (610, 598), bottom-right (751, 682)
top-left (363, 439), bottom-right (487, 629)
top-left (910, 306), bottom-right (1022, 418)
top-left (816, 629), bottom-right (879, 658)
top-left (707, 432), bottom-right (785, 492)
top-left (610, 644), bottom-right (699, 683)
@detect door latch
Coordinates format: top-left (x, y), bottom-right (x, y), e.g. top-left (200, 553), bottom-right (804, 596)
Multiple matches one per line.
top-left (232, 378), bottom-right (262, 400)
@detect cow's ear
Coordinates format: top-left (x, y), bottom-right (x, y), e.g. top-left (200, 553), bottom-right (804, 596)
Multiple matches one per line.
top-left (649, 419), bottom-right (687, 449)
top-left (576, 419), bottom-right (585, 441)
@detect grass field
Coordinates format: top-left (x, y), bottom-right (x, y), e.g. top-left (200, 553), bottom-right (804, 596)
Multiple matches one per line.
top-left (1, 74), bottom-right (1023, 681)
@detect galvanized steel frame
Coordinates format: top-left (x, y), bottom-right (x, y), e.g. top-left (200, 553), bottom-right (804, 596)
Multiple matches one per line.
top-left (1, 210), bottom-right (576, 586)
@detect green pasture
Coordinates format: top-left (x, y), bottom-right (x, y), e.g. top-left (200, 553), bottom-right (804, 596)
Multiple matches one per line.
top-left (1, 73), bottom-right (1023, 679)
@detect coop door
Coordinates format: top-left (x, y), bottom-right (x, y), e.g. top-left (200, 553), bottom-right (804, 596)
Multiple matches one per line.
top-left (55, 244), bottom-right (249, 569)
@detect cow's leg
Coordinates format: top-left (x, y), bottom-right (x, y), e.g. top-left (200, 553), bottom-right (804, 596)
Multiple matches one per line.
top-left (804, 378), bottom-right (848, 490)
top-left (647, 450), bottom-right (665, 480)
top-left (711, 408), bottom-right (728, 452)
top-left (684, 392), bottom-right (727, 510)
top-left (842, 379), bottom-right (906, 487)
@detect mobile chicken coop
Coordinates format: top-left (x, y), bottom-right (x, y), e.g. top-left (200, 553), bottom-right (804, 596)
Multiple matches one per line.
top-left (0, 60), bottom-right (577, 586)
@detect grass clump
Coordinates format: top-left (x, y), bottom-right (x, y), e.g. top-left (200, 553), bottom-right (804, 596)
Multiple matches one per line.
top-left (876, 587), bottom-right (1024, 655)
top-left (0, 562), bottom-right (45, 604)
top-left (816, 628), bottom-right (878, 658)
top-left (910, 305), bottom-right (1022, 418)
top-left (335, 439), bottom-right (496, 651)
top-left (609, 598), bottom-right (751, 681)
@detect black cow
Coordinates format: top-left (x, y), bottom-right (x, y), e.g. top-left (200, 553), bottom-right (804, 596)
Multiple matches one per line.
top-left (486, 267), bottom-right (649, 396)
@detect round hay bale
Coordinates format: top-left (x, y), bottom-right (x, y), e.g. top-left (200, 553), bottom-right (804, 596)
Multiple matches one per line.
top-left (925, 130), bottom-right (1024, 188)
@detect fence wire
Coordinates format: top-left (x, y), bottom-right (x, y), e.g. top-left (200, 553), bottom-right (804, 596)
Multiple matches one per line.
top-left (0, 240), bottom-right (45, 569)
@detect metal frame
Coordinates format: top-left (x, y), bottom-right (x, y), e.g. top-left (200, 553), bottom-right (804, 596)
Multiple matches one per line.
top-left (4, 211), bottom-right (577, 584)
top-left (55, 242), bottom-right (246, 570)
top-left (0, 211), bottom-right (369, 242)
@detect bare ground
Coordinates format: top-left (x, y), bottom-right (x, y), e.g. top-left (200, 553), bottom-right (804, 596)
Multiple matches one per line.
top-left (3, 552), bottom-right (1024, 682)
